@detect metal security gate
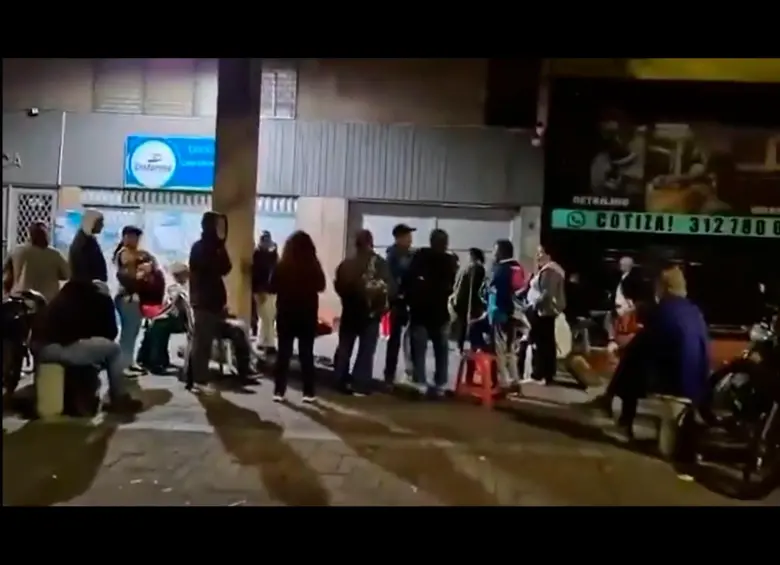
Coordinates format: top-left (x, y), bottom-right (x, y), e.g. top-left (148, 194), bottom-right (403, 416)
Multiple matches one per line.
top-left (5, 186), bottom-right (59, 250)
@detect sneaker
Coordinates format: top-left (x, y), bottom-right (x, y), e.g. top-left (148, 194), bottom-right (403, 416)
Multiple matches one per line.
top-left (604, 422), bottom-right (634, 444)
top-left (272, 394), bottom-right (284, 403)
top-left (105, 395), bottom-right (143, 414)
top-left (579, 395), bottom-right (614, 419)
top-left (302, 396), bottom-right (316, 404)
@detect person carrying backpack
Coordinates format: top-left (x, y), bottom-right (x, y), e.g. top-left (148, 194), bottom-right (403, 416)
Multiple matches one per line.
top-left (488, 239), bottom-right (528, 391)
top-left (333, 229), bottom-right (393, 396)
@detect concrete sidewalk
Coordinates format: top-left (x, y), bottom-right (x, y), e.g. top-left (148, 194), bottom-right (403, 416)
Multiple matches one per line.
top-left (3, 334), bottom-right (775, 506)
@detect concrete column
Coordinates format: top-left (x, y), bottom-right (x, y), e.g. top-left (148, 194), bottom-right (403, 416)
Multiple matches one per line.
top-left (295, 197), bottom-right (348, 316)
top-left (212, 58), bottom-right (261, 323)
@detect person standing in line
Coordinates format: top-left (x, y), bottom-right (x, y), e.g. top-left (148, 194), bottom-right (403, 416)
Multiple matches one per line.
top-left (269, 231), bottom-right (326, 403)
top-left (451, 247), bottom-right (487, 354)
top-left (113, 225), bottom-right (155, 376)
top-left (405, 229), bottom-right (458, 398)
top-left (186, 212), bottom-right (232, 389)
top-left (525, 245), bottom-right (566, 385)
top-left (334, 229), bottom-right (392, 396)
top-left (68, 209), bottom-right (107, 283)
top-left (3, 222), bottom-right (69, 302)
top-left (383, 223), bottom-right (415, 386)
top-left (487, 239), bottom-right (527, 390)
top-left (252, 230), bottom-right (279, 353)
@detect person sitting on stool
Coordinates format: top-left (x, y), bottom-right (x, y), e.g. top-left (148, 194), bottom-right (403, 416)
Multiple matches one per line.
top-left (30, 280), bottom-right (142, 414)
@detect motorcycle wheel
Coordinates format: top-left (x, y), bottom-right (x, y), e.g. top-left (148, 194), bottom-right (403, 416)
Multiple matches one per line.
top-left (708, 361), bottom-right (762, 429)
top-left (742, 403), bottom-right (780, 493)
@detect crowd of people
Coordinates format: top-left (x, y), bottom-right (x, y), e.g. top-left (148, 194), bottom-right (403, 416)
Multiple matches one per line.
top-left (3, 208), bottom-right (716, 437)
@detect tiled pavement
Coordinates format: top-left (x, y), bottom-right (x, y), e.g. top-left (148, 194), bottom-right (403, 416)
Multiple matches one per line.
top-left (3, 335), bottom-right (777, 506)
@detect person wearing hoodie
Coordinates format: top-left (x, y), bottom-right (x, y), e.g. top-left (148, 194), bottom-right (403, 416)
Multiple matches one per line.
top-left (186, 211), bottom-right (232, 388)
top-left (252, 230), bottom-right (279, 352)
top-left (383, 223), bottom-right (415, 385)
top-left (334, 229), bottom-right (392, 396)
top-left (405, 229), bottom-right (458, 397)
top-left (487, 239), bottom-right (527, 389)
top-left (525, 245), bottom-right (566, 385)
top-left (30, 279), bottom-right (143, 414)
top-left (68, 209), bottom-right (107, 283)
top-left (4, 222), bottom-right (69, 302)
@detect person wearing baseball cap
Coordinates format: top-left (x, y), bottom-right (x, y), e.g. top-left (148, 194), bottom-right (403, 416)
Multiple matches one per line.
top-left (384, 224), bottom-right (416, 385)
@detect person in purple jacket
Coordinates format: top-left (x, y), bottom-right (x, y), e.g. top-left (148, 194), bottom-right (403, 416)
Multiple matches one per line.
top-left (584, 265), bottom-right (710, 441)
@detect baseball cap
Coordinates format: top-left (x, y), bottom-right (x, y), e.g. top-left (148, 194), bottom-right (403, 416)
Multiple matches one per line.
top-left (392, 223), bottom-right (416, 238)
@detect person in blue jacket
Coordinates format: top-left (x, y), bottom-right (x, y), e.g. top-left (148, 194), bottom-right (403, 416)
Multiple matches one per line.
top-left (487, 239), bottom-right (527, 388)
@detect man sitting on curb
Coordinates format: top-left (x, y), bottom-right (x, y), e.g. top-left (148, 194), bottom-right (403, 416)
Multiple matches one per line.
top-left (31, 279), bottom-right (143, 414)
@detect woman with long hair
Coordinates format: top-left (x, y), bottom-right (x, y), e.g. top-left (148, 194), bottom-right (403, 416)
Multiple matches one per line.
top-left (113, 225), bottom-right (161, 376)
top-left (269, 230), bottom-right (326, 402)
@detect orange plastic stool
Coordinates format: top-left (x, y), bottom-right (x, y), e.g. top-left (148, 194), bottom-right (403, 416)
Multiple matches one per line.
top-left (455, 350), bottom-right (502, 409)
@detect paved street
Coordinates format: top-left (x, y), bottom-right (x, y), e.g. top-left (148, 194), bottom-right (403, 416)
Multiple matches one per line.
top-left (3, 335), bottom-right (777, 506)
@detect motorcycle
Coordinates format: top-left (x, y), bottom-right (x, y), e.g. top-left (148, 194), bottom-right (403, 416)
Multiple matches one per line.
top-left (685, 288), bottom-right (779, 497)
top-left (1, 290), bottom-right (47, 397)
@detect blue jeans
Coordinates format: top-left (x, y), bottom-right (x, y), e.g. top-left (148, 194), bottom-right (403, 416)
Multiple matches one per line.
top-left (410, 324), bottom-right (449, 389)
top-left (37, 337), bottom-right (129, 400)
top-left (115, 296), bottom-right (142, 366)
top-left (335, 320), bottom-right (380, 393)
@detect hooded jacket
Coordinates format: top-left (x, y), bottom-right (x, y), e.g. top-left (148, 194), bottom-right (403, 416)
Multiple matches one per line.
top-left (189, 212), bottom-right (232, 312)
top-left (32, 280), bottom-right (117, 347)
top-left (68, 210), bottom-right (108, 283)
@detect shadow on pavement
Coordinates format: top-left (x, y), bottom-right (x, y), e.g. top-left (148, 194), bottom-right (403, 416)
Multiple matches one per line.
top-left (196, 392), bottom-right (329, 506)
top-left (495, 401), bottom-right (659, 457)
top-left (2, 421), bottom-right (117, 506)
top-left (287, 401), bottom-right (499, 505)
top-left (2, 386), bottom-right (173, 506)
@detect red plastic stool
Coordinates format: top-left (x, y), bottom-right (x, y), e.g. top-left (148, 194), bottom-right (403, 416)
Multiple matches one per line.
top-left (455, 350), bottom-right (502, 408)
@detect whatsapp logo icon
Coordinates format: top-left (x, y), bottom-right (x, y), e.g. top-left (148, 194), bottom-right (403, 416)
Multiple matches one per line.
top-left (566, 210), bottom-right (587, 229)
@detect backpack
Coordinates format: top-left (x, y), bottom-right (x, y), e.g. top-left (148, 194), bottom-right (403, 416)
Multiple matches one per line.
top-left (362, 255), bottom-right (389, 318)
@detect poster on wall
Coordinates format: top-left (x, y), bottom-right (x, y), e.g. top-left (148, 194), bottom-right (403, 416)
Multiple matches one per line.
top-left (53, 210), bottom-right (82, 255)
top-left (552, 118), bottom-right (780, 238)
top-left (124, 135), bottom-right (215, 191)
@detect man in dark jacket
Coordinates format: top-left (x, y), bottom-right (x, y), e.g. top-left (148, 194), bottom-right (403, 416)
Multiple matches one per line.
top-left (186, 211), bottom-right (232, 388)
top-left (334, 229), bottom-right (392, 395)
top-left (252, 230), bottom-right (279, 351)
top-left (68, 209), bottom-right (107, 283)
top-left (383, 223), bottom-right (415, 384)
top-left (405, 229), bottom-right (458, 397)
top-left (32, 280), bottom-right (142, 413)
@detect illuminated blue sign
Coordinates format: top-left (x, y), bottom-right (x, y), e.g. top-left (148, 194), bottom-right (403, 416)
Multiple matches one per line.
top-left (124, 135), bottom-right (215, 191)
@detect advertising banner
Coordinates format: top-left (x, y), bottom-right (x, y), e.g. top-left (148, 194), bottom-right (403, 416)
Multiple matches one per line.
top-left (553, 120), bottom-right (780, 238)
top-left (124, 135), bottom-right (215, 191)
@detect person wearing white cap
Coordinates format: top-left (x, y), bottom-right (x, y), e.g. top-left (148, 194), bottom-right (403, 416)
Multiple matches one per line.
top-left (68, 209), bottom-right (107, 283)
